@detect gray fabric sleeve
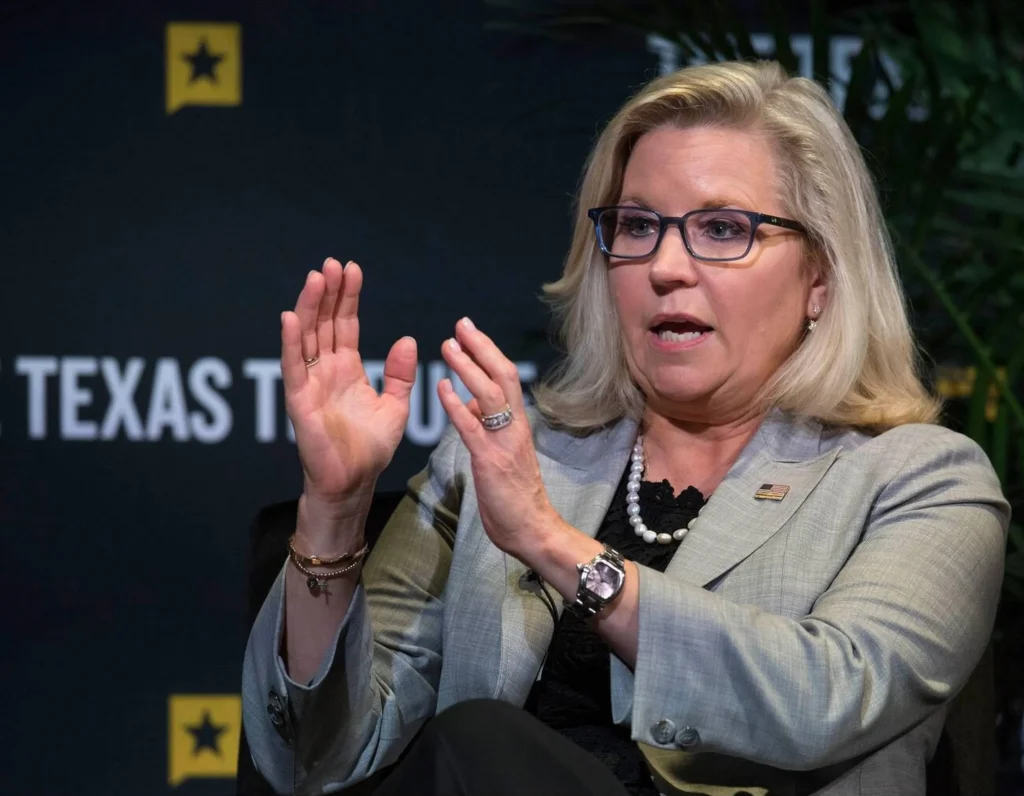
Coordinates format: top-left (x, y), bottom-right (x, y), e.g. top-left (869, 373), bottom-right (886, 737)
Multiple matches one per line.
top-left (241, 426), bottom-right (462, 794)
top-left (616, 428), bottom-right (1009, 769)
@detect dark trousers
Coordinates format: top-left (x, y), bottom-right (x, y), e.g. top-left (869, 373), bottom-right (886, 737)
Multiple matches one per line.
top-left (373, 699), bottom-right (632, 796)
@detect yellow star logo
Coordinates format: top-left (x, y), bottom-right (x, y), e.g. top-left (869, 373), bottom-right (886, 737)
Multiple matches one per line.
top-left (167, 694), bottom-right (241, 786)
top-left (165, 23), bottom-right (242, 114)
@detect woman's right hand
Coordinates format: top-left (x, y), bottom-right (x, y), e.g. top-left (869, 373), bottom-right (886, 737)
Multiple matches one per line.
top-left (282, 258), bottom-right (417, 522)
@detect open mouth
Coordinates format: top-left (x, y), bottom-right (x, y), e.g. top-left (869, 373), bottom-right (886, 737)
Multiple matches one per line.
top-left (650, 319), bottom-right (714, 345)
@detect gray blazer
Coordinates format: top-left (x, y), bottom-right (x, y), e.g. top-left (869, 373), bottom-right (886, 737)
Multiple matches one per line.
top-left (242, 409), bottom-right (1009, 795)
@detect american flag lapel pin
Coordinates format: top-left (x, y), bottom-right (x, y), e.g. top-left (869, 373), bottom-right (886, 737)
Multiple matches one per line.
top-left (754, 483), bottom-right (790, 501)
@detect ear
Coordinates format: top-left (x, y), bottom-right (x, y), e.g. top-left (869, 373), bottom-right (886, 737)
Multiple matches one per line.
top-left (806, 259), bottom-right (828, 319)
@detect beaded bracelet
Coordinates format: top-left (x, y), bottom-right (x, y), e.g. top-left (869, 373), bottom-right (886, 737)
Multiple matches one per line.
top-left (288, 540), bottom-right (369, 594)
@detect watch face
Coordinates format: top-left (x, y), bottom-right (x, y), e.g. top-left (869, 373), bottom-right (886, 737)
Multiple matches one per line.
top-left (585, 560), bottom-right (623, 600)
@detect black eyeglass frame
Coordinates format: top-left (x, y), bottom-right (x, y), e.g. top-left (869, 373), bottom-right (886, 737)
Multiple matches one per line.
top-left (587, 206), bottom-right (807, 263)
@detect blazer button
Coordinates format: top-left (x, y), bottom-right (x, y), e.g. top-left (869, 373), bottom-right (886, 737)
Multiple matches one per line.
top-left (675, 726), bottom-right (701, 749)
top-left (267, 689), bottom-right (294, 745)
top-left (651, 718), bottom-right (676, 745)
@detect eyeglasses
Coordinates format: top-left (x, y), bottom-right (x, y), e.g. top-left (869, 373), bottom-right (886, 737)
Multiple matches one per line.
top-left (587, 206), bottom-right (806, 262)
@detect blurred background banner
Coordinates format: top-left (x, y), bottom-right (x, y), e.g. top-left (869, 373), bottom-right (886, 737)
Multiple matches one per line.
top-left (1, 1), bottom-right (1022, 794)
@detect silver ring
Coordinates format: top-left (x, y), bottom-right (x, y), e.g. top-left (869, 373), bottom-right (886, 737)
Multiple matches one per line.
top-left (481, 405), bottom-right (513, 431)
top-left (304, 356), bottom-right (319, 368)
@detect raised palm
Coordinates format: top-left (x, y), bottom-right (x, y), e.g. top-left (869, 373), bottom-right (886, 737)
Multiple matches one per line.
top-left (281, 259), bottom-right (417, 503)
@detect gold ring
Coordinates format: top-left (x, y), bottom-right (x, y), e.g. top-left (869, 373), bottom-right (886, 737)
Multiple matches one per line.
top-left (304, 356), bottom-right (319, 368)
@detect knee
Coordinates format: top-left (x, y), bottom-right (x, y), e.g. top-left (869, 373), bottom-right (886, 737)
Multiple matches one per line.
top-left (425, 698), bottom-right (520, 747)
top-left (433, 698), bottom-right (518, 731)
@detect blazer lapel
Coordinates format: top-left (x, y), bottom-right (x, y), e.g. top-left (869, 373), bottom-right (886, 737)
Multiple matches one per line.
top-left (494, 416), bottom-right (638, 703)
top-left (490, 410), bottom-right (843, 703)
top-left (665, 411), bottom-right (841, 588)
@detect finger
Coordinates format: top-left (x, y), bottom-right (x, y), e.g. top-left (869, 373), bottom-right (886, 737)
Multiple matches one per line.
top-left (294, 270), bottom-right (325, 361)
top-left (454, 317), bottom-right (526, 414)
top-left (441, 336), bottom-right (507, 416)
top-left (281, 311), bottom-right (308, 393)
top-left (334, 261), bottom-right (363, 351)
top-left (438, 378), bottom-right (485, 448)
top-left (382, 336), bottom-right (418, 405)
top-left (316, 258), bottom-right (343, 354)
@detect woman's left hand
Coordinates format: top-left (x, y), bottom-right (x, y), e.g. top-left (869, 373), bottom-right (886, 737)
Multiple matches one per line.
top-left (438, 316), bottom-right (560, 558)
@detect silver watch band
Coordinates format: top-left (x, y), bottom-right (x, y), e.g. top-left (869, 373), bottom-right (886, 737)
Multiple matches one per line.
top-left (565, 546), bottom-right (626, 619)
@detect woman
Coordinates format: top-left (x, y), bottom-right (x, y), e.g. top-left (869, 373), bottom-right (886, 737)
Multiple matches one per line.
top-left (242, 60), bottom-right (1009, 796)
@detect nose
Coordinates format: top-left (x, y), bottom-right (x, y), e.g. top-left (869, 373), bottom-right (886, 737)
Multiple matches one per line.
top-left (648, 224), bottom-right (700, 288)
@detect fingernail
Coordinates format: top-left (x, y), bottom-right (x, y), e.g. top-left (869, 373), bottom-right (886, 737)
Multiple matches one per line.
top-left (461, 317), bottom-right (475, 331)
top-left (308, 269), bottom-right (317, 279)
top-left (448, 338), bottom-right (462, 353)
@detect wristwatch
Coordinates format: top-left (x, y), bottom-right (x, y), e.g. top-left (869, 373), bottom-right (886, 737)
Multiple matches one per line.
top-left (565, 546), bottom-right (627, 619)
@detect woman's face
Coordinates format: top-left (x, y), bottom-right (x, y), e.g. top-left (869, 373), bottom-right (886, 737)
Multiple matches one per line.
top-left (607, 125), bottom-right (826, 424)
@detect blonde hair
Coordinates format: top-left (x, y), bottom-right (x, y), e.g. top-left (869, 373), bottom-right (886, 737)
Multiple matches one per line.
top-left (533, 59), bottom-right (940, 434)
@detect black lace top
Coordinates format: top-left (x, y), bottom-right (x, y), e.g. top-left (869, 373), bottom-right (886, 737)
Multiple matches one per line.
top-left (524, 462), bottom-right (706, 795)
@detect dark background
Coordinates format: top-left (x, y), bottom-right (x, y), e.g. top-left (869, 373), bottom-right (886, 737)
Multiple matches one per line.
top-left (0, 1), bottom-right (652, 794)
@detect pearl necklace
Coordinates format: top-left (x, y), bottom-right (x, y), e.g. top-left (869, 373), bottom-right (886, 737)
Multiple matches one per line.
top-left (626, 434), bottom-right (694, 545)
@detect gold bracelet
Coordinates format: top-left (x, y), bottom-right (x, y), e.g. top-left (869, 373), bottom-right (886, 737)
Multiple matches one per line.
top-left (288, 534), bottom-right (367, 567)
top-left (289, 543), bottom-right (369, 594)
